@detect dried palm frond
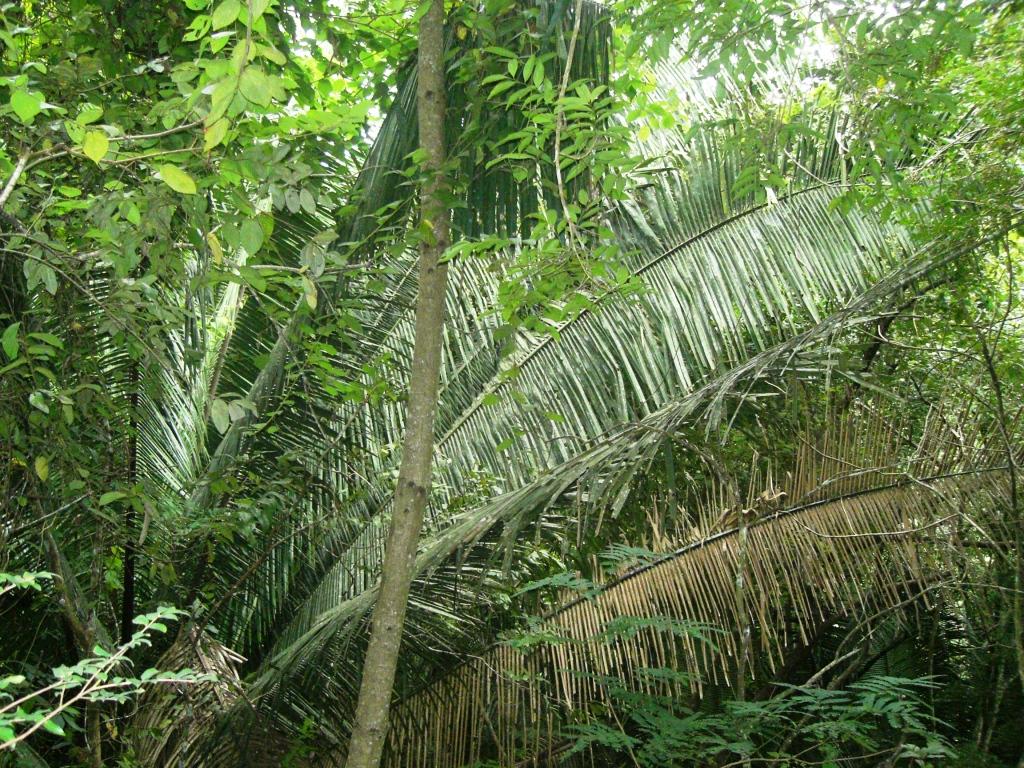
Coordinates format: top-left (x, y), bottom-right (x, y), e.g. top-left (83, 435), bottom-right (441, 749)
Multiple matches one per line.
top-left (378, 464), bottom-right (1011, 768)
top-left (241, 229), bottom-right (1004, 749)
top-left (374, 398), bottom-right (1016, 768)
top-left (128, 627), bottom-right (267, 768)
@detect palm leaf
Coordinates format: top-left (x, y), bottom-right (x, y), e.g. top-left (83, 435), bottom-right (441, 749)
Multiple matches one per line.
top-left (249, 169), bottom-right (913, 694)
top-left (235, 225), bottom-right (994, 748)
top-left (378, 424), bottom-right (1013, 767)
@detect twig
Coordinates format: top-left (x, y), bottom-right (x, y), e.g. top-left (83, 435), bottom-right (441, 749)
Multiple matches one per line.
top-left (796, 513), bottom-right (957, 539)
top-left (0, 152), bottom-right (30, 210)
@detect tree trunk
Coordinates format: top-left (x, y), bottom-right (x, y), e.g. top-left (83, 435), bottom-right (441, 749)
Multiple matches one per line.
top-left (344, 2), bottom-right (449, 767)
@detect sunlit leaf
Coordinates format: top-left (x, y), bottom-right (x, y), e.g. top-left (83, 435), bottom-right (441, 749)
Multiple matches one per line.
top-left (82, 130), bottom-right (109, 163)
top-left (157, 164), bottom-right (198, 195)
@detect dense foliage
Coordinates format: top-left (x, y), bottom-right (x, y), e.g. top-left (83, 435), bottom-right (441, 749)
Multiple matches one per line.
top-left (1, 0), bottom-right (1022, 766)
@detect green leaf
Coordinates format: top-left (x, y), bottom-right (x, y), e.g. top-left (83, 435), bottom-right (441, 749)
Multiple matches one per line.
top-left (211, 398), bottom-right (230, 434)
top-left (34, 456), bottom-right (49, 482)
top-left (533, 61), bottom-right (545, 86)
top-left (10, 89), bottom-right (43, 124)
top-left (82, 130), bottom-right (109, 163)
top-left (210, 0), bottom-right (241, 30)
top-left (64, 119), bottom-right (85, 144)
top-left (257, 43), bottom-right (286, 66)
top-left (98, 491), bottom-right (127, 506)
top-left (300, 230), bottom-right (334, 277)
top-left (158, 164), bottom-right (197, 195)
top-left (299, 188), bottom-right (316, 215)
top-left (1, 322), bottom-right (19, 361)
top-left (489, 80), bottom-right (517, 99)
top-left (204, 118), bottom-right (229, 151)
top-left (239, 219), bottom-right (264, 254)
top-left (208, 78), bottom-right (236, 123)
top-left (239, 67), bottom-right (271, 107)
top-left (302, 276), bottom-right (318, 310)
top-left (41, 718), bottom-right (64, 736)
top-left (76, 103), bottom-right (103, 124)
top-left (24, 259), bottom-right (58, 295)
top-left (411, 0), bottom-right (432, 24)
top-left (207, 232), bottom-right (224, 264)
top-left (28, 392), bottom-right (49, 414)
top-left (227, 400), bottom-right (246, 422)
top-left (250, 0), bottom-right (271, 18)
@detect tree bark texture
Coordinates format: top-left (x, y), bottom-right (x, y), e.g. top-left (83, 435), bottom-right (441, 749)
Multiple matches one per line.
top-left (344, 1), bottom-right (450, 766)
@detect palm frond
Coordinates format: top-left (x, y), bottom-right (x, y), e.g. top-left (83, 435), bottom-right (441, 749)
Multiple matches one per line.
top-left (236, 225), bottom-right (996, 750)
top-left (378, 437), bottom-right (1012, 767)
top-left (248, 110), bottom-right (911, 681)
top-left (383, 471), bottom-right (1009, 767)
top-left (130, 627), bottom-right (254, 768)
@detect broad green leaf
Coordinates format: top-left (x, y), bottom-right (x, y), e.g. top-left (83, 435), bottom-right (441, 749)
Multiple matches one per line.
top-left (28, 392), bottom-right (49, 414)
top-left (64, 119), bottom-right (85, 144)
top-left (210, 29), bottom-right (234, 54)
top-left (239, 67), bottom-right (271, 107)
top-left (489, 80), bottom-right (516, 99)
top-left (533, 61), bottom-right (545, 86)
top-left (299, 188), bottom-right (317, 215)
top-left (1, 322), bottom-right (19, 361)
top-left (240, 219), bottom-right (264, 254)
top-left (82, 130), bottom-right (109, 163)
top-left (258, 43), bottom-right (286, 65)
top-left (210, 0), bottom-right (241, 30)
top-left (28, 332), bottom-right (63, 349)
top-left (208, 78), bottom-right (236, 123)
top-left (227, 400), bottom-right (246, 422)
top-left (41, 718), bottom-right (64, 736)
top-left (204, 118), bottom-right (229, 151)
top-left (411, 0), bottom-right (432, 24)
top-left (158, 164), bottom-right (197, 195)
top-left (207, 232), bottom-right (224, 264)
top-left (34, 456), bottom-right (49, 482)
top-left (211, 398), bottom-right (230, 434)
top-left (301, 231), bottom-right (333, 277)
top-left (24, 259), bottom-right (58, 294)
top-left (76, 103), bottom-right (103, 124)
top-left (302, 276), bottom-right (317, 309)
top-left (10, 89), bottom-right (43, 124)
top-left (98, 491), bottom-right (127, 506)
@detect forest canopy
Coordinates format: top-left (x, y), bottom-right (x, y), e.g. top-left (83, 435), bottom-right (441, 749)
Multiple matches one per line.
top-left (1, 0), bottom-right (1023, 767)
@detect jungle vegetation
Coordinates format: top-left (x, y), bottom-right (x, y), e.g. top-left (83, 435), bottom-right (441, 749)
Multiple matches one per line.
top-left (1, 0), bottom-right (1023, 766)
